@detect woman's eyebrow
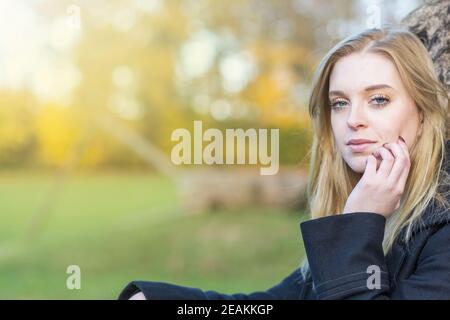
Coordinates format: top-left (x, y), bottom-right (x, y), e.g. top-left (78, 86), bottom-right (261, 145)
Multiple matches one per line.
top-left (329, 84), bottom-right (394, 97)
top-left (364, 84), bottom-right (393, 91)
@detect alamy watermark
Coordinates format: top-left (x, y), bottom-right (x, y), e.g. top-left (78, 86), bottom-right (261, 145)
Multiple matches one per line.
top-left (366, 264), bottom-right (381, 290)
top-left (66, 265), bottom-right (81, 290)
top-left (66, 5), bottom-right (81, 30)
top-left (171, 121), bottom-right (279, 175)
top-left (366, 2), bottom-right (381, 29)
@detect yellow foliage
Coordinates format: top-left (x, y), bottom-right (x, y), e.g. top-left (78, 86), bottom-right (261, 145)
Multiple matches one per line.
top-left (0, 115), bottom-right (30, 152)
top-left (0, 92), bottom-right (33, 154)
top-left (34, 104), bottom-right (79, 166)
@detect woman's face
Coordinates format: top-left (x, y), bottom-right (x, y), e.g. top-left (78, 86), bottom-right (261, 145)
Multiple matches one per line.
top-left (329, 52), bottom-right (423, 174)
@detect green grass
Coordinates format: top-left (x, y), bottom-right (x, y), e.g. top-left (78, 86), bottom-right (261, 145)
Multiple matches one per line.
top-left (0, 171), bottom-right (307, 299)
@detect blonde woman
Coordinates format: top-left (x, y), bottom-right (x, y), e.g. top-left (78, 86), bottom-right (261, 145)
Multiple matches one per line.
top-left (119, 27), bottom-right (450, 300)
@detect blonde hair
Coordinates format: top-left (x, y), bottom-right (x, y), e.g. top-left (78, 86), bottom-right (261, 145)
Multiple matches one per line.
top-left (301, 26), bottom-right (449, 279)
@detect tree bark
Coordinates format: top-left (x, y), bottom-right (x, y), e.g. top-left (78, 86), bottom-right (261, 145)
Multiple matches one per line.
top-left (402, 0), bottom-right (450, 92)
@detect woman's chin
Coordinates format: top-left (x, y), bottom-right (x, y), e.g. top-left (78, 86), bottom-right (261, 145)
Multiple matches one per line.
top-left (347, 155), bottom-right (381, 173)
top-left (347, 157), bottom-right (368, 174)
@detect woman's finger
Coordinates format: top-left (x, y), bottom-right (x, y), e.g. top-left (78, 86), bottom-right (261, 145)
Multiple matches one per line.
top-left (384, 142), bottom-right (408, 183)
top-left (396, 158), bottom-right (411, 196)
top-left (376, 146), bottom-right (395, 176)
top-left (397, 137), bottom-right (411, 163)
top-left (394, 140), bottom-right (411, 192)
top-left (363, 154), bottom-right (378, 177)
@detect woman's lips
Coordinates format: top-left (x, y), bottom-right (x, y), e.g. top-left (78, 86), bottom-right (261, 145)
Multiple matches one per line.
top-left (348, 142), bottom-right (376, 153)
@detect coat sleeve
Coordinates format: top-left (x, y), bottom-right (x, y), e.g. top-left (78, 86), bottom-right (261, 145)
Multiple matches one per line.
top-left (300, 212), bottom-right (390, 299)
top-left (300, 212), bottom-right (450, 299)
top-left (117, 267), bottom-right (305, 300)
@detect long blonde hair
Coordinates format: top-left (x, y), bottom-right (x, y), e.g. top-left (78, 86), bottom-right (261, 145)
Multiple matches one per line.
top-left (301, 27), bottom-right (449, 278)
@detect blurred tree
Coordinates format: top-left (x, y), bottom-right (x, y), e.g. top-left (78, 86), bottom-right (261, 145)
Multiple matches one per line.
top-left (0, 90), bottom-right (36, 167)
top-left (2, 0), bottom-right (391, 170)
top-left (68, 0), bottom-right (337, 169)
top-left (34, 104), bottom-right (79, 166)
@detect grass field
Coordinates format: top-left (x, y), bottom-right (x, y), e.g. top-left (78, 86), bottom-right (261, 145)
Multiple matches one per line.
top-left (0, 171), bottom-right (307, 299)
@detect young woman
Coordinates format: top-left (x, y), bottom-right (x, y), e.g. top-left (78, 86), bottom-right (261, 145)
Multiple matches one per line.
top-left (119, 27), bottom-right (450, 300)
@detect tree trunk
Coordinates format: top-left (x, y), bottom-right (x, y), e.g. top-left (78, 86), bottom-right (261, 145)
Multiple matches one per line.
top-left (402, 0), bottom-right (450, 92)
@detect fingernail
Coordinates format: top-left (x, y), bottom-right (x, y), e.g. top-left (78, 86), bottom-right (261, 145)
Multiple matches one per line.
top-left (399, 136), bottom-right (405, 143)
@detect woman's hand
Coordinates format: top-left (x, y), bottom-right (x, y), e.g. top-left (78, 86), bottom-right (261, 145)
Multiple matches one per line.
top-left (342, 136), bottom-right (411, 218)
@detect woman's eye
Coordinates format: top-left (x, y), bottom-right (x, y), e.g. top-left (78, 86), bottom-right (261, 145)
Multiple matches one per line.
top-left (330, 99), bottom-right (348, 110)
top-left (370, 95), bottom-right (390, 106)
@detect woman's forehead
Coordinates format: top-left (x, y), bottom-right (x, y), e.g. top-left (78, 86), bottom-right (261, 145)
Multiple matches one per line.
top-left (329, 52), bottom-right (402, 94)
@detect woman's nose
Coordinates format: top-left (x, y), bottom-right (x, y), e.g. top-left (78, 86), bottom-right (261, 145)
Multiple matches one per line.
top-left (346, 104), bottom-right (368, 129)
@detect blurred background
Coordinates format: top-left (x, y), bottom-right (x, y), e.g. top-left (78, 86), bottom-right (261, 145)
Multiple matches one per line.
top-left (0, 0), bottom-right (422, 299)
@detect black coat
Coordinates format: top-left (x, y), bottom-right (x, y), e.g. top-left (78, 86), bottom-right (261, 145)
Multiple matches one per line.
top-left (118, 140), bottom-right (450, 300)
